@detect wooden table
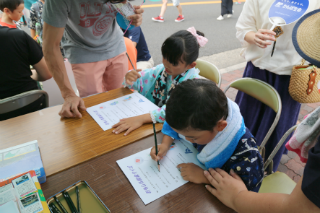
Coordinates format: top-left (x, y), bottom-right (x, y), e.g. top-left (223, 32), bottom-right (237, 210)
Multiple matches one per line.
top-left (0, 88), bottom-right (234, 212)
top-left (41, 133), bottom-right (234, 213)
top-left (0, 88), bottom-right (162, 176)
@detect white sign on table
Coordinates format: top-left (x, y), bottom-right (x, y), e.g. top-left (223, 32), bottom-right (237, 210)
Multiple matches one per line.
top-left (87, 93), bottom-right (159, 131)
top-left (117, 140), bottom-right (206, 205)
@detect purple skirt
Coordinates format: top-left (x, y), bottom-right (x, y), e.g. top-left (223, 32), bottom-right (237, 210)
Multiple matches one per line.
top-left (235, 62), bottom-right (301, 172)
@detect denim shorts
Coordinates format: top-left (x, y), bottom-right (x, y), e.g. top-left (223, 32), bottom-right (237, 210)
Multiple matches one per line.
top-left (172, 0), bottom-right (180, 7)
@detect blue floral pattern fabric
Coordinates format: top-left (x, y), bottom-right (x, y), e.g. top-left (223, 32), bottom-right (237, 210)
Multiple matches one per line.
top-left (123, 64), bottom-right (200, 123)
top-left (222, 129), bottom-right (264, 192)
top-left (195, 128), bottom-right (264, 192)
top-left (152, 68), bottom-right (188, 107)
top-left (163, 121), bottom-right (264, 192)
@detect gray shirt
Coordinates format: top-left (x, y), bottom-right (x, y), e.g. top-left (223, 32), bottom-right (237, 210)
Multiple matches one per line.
top-left (43, 0), bottom-right (126, 64)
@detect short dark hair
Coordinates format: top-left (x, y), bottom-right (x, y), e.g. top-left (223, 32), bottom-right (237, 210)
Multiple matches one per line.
top-left (166, 79), bottom-right (228, 131)
top-left (161, 30), bottom-right (204, 66)
top-left (0, 0), bottom-right (24, 12)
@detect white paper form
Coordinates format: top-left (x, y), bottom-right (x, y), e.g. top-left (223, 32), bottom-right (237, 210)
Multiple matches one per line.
top-left (87, 93), bottom-right (159, 131)
top-left (117, 140), bottom-right (206, 205)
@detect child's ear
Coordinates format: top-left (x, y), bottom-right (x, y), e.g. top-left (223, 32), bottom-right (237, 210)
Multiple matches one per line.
top-left (187, 61), bottom-right (197, 69)
top-left (3, 8), bottom-right (10, 14)
top-left (216, 120), bottom-right (227, 132)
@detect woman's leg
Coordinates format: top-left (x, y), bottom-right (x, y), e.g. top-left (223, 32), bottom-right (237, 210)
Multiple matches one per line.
top-left (160, 0), bottom-right (168, 17)
top-left (227, 0), bottom-right (233, 14)
top-left (221, 0), bottom-right (228, 16)
top-left (176, 4), bottom-right (183, 16)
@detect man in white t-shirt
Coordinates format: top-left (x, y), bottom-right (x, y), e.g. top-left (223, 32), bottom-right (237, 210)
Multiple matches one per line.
top-left (42, 0), bottom-right (144, 118)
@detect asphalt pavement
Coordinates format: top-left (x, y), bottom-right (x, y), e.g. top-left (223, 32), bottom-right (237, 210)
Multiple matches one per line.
top-left (139, 0), bottom-right (245, 65)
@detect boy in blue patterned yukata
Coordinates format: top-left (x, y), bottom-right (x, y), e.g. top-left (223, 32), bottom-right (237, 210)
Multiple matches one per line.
top-left (112, 27), bottom-right (208, 136)
top-left (150, 79), bottom-right (264, 192)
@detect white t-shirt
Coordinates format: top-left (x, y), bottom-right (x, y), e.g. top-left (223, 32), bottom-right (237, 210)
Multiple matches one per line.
top-left (43, 0), bottom-right (126, 64)
top-left (236, 0), bottom-right (320, 75)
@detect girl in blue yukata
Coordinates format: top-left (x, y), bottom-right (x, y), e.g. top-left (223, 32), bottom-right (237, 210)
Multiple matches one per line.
top-left (150, 79), bottom-right (264, 192)
top-left (112, 27), bottom-right (208, 136)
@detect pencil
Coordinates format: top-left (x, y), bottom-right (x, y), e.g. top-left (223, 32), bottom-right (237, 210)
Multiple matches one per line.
top-left (153, 123), bottom-right (160, 172)
top-left (126, 52), bottom-right (136, 71)
top-left (54, 196), bottom-right (68, 213)
top-left (49, 203), bottom-right (62, 213)
top-left (76, 186), bottom-right (81, 213)
top-left (62, 191), bottom-right (78, 213)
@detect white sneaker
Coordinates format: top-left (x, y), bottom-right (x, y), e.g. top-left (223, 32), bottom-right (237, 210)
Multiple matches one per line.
top-left (227, 14), bottom-right (233, 18)
top-left (217, 15), bottom-right (224, 20)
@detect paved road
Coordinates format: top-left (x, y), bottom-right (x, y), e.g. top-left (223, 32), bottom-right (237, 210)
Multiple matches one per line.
top-left (139, 0), bottom-right (245, 64)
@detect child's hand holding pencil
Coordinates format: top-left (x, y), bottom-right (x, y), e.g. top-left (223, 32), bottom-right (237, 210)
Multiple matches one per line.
top-left (125, 69), bottom-right (142, 85)
top-left (150, 144), bottom-right (170, 161)
top-left (150, 134), bottom-right (174, 167)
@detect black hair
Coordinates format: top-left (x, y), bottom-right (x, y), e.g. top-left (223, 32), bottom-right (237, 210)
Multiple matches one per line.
top-left (166, 79), bottom-right (228, 131)
top-left (0, 0), bottom-right (24, 12)
top-left (161, 30), bottom-right (205, 66)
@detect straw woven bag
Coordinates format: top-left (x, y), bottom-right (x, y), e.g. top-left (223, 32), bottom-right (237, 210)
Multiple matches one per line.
top-left (289, 60), bottom-right (320, 103)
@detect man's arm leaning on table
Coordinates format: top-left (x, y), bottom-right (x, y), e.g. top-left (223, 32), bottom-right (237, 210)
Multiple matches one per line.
top-left (42, 23), bottom-right (86, 118)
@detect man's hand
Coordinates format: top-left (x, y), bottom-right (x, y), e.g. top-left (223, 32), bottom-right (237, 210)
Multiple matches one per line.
top-left (127, 5), bottom-right (144, 27)
top-left (112, 113), bottom-right (151, 135)
top-left (150, 143), bottom-right (170, 161)
top-left (59, 96), bottom-right (86, 118)
top-left (177, 163), bottom-right (209, 184)
top-left (125, 69), bottom-right (142, 85)
top-left (204, 168), bottom-right (248, 210)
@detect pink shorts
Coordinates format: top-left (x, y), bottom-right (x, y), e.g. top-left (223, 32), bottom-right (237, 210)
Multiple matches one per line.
top-left (71, 52), bottom-right (128, 97)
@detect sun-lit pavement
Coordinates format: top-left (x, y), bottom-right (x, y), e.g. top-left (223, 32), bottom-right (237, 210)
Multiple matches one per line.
top-left (140, 0), bottom-right (246, 65)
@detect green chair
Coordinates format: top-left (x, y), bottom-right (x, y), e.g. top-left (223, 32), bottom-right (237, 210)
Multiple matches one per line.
top-left (259, 125), bottom-right (298, 194)
top-left (195, 59), bottom-right (221, 87)
top-left (224, 78), bottom-right (296, 194)
top-left (0, 90), bottom-right (49, 115)
top-left (258, 172), bottom-right (297, 194)
top-left (223, 78), bottom-right (282, 156)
